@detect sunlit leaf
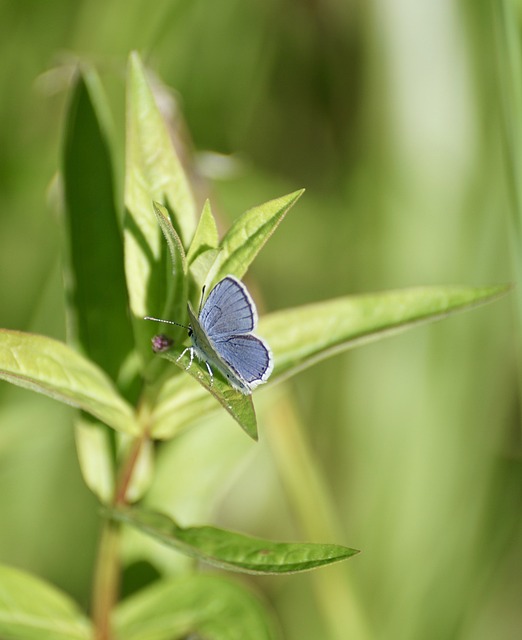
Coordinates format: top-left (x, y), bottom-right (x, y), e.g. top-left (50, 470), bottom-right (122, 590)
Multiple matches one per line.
top-left (150, 284), bottom-right (509, 437)
top-left (115, 573), bottom-right (280, 640)
top-left (75, 416), bottom-right (115, 503)
top-left (151, 202), bottom-right (188, 329)
top-left (124, 51), bottom-right (196, 358)
top-left (158, 350), bottom-right (258, 441)
top-left (260, 284), bottom-right (511, 381)
top-left (210, 190), bottom-right (304, 286)
top-left (0, 564), bottom-right (91, 640)
top-left (110, 507), bottom-right (358, 574)
top-left (187, 199), bottom-right (219, 263)
top-left (0, 330), bottom-right (139, 435)
top-left (63, 69), bottom-right (134, 384)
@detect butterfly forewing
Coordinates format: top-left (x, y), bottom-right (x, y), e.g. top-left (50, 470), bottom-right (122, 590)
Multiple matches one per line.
top-left (214, 334), bottom-right (273, 388)
top-left (199, 276), bottom-right (257, 337)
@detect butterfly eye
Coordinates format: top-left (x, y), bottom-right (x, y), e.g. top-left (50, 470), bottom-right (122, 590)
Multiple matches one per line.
top-left (188, 327), bottom-right (193, 337)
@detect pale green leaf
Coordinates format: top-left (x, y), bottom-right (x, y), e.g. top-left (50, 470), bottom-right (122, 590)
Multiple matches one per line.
top-left (159, 350), bottom-right (258, 441)
top-left (115, 574), bottom-right (280, 640)
top-left (0, 564), bottom-right (91, 640)
top-left (75, 416), bottom-right (115, 503)
top-left (187, 199), bottom-right (219, 263)
top-left (149, 284), bottom-right (508, 437)
top-left (124, 51), bottom-right (195, 358)
top-left (151, 202), bottom-right (188, 328)
top-left (0, 330), bottom-right (139, 435)
top-left (210, 190), bottom-right (304, 286)
top-left (259, 284), bottom-right (511, 381)
top-left (110, 508), bottom-right (358, 574)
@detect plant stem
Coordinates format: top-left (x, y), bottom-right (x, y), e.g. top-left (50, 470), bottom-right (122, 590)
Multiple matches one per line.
top-left (91, 430), bottom-right (148, 639)
top-left (92, 519), bottom-right (120, 640)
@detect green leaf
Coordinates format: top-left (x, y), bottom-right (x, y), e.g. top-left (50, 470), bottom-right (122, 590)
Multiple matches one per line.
top-left (0, 330), bottom-right (139, 435)
top-left (187, 200), bottom-right (221, 291)
top-left (124, 51), bottom-right (196, 358)
top-left (0, 564), bottom-right (91, 640)
top-left (187, 199), bottom-right (219, 263)
top-left (150, 284), bottom-right (509, 437)
top-left (210, 190), bottom-right (304, 286)
top-left (63, 68), bottom-right (135, 383)
top-left (150, 202), bottom-right (188, 331)
top-left (115, 574), bottom-right (280, 640)
top-left (259, 284), bottom-right (511, 381)
top-left (110, 507), bottom-right (358, 574)
top-left (75, 416), bottom-right (115, 503)
top-left (159, 350), bottom-right (258, 441)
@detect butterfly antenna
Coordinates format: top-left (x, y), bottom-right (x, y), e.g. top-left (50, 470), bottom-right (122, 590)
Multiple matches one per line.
top-left (198, 285), bottom-right (207, 316)
top-left (144, 316), bottom-right (189, 330)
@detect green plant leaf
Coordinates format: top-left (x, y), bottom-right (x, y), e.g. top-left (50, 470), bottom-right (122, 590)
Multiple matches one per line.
top-left (0, 564), bottom-right (91, 640)
top-left (187, 199), bottom-right (219, 263)
top-left (110, 507), bottom-right (358, 574)
top-left (115, 574), bottom-right (280, 640)
top-left (149, 284), bottom-right (509, 437)
top-left (210, 190), bottom-right (304, 286)
top-left (259, 284), bottom-right (511, 381)
top-left (0, 330), bottom-right (139, 435)
top-left (75, 416), bottom-right (115, 504)
top-left (158, 350), bottom-right (258, 441)
top-left (124, 51), bottom-right (196, 359)
top-left (150, 202), bottom-right (188, 331)
top-left (187, 200), bottom-right (221, 291)
top-left (63, 68), bottom-right (135, 384)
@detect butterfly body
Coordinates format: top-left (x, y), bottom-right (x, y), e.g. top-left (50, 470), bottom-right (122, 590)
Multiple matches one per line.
top-left (185, 276), bottom-right (273, 395)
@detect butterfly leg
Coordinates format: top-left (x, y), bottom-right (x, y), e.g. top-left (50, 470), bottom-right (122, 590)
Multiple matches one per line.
top-left (176, 346), bottom-right (194, 370)
top-left (204, 361), bottom-right (214, 387)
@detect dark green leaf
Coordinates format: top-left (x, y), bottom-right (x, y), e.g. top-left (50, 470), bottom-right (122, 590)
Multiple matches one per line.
top-left (63, 69), bottom-right (135, 384)
top-left (110, 508), bottom-right (358, 574)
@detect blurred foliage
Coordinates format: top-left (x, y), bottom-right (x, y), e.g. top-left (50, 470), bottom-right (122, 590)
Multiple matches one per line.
top-left (0, 1), bottom-right (520, 639)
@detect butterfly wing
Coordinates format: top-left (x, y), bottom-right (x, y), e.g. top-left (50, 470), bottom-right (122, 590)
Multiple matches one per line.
top-left (214, 333), bottom-right (273, 391)
top-left (199, 276), bottom-right (257, 338)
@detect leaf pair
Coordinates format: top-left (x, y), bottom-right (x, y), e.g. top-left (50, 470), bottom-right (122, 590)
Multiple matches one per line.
top-left (0, 564), bottom-right (280, 640)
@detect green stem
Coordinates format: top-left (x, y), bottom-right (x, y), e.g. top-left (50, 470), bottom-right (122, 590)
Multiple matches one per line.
top-left (92, 519), bottom-right (121, 640)
top-left (91, 425), bottom-right (149, 639)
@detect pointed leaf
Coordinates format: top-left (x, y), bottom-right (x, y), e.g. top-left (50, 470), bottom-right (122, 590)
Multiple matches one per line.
top-left (0, 564), bottom-right (91, 640)
top-left (0, 330), bottom-right (139, 435)
top-left (259, 284), bottom-right (511, 381)
top-left (210, 190), bottom-right (304, 286)
top-left (158, 350), bottom-right (258, 441)
top-left (115, 574), bottom-right (279, 640)
top-left (110, 507), bottom-right (358, 574)
top-left (149, 202), bottom-right (188, 333)
top-left (124, 52), bottom-right (196, 358)
top-left (150, 284), bottom-right (509, 437)
top-left (187, 199), bottom-right (219, 263)
top-left (63, 69), bottom-right (134, 382)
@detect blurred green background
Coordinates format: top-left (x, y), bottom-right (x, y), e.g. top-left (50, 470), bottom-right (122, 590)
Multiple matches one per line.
top-left (0, 1), bottom-right (520, 639)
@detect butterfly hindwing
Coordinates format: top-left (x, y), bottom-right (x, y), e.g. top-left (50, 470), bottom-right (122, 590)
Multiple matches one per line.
top-left (213, 333), bottom-right (273, 389)
top-left (199, 276), bottom-right (256, 337)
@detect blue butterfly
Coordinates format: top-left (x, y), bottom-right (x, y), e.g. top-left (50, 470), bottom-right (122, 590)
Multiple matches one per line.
top-left (146, 276), bottom-right (273, 394)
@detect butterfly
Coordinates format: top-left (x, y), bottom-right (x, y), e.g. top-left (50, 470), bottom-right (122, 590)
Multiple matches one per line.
top-left (146, 276), bottom-right (273, 395)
